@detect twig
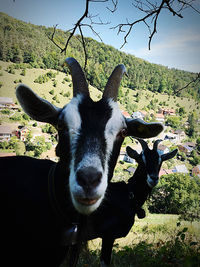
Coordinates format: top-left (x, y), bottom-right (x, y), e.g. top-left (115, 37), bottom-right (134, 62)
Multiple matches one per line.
top-left (49, 0), bottom-right (109, 70)
top-left (112, 0), bottom-right (198, 50)
top-left (107, 0), bottom-right (118, 12)
top-left (174, 72), bottom-right (200, 95)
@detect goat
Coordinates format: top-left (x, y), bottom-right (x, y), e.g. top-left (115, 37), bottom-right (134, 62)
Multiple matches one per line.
top-left (0, 58), bottom-right (163, 267)
top-left (69, 139), bottom-right (177, 266)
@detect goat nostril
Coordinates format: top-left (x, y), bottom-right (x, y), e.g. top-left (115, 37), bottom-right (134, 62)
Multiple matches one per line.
top-left (76, 167), bottom-right (102, 189)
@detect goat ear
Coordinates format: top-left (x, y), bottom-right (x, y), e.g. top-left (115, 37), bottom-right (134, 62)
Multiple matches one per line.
top-left (126, 146), bottom-right (140, 160)
top-left (126, 118), bottom-right (164, 138)
top-left (161, 149), bottom-right (178, 161)
top-left (16, 84), bottom-right (60, 125)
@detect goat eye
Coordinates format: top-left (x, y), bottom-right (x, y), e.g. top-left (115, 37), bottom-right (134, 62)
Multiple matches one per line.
top-left (119, 128), bottom-right (127, 138)
top-left (57, 121), bottom-right (64, 131)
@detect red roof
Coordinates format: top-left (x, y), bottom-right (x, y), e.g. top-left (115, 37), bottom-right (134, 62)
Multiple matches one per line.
top-left (122, 110), bottom-right (131, 118)
top-left (159, 168), bottom-right (173, 177)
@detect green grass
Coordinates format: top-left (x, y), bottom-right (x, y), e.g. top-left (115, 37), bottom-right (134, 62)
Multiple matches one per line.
top-left (0, 61), bottom-right (101, 106)
top-left (67, 214), bottom-right (200, 267)
top-left (0, 60), bottom-right (199, 117)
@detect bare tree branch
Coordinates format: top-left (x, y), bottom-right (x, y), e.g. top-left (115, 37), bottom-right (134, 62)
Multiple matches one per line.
top-left (112, 0), bottom-right (193, 50)
top-left (49, 0), bottom-right (110, 70)
top-left (107, 0), bottom-right (118, 12)
top-left (174, 72), bottom-right (200, 95)
top-left (49, 0), bottom-right (199, 72)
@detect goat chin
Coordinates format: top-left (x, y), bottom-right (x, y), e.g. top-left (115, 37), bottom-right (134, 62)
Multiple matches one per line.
top-left (147, 175), bottom-right (158, 188)
top-left (71, 196), bottom-right (104, 215)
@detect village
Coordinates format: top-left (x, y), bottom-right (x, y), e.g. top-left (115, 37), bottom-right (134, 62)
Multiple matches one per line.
top-left (0, 96), bottom-right (199, 180)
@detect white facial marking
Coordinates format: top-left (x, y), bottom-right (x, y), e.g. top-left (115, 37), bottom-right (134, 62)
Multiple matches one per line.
top-left (70, 151), bottom-right (107, 215)
top-left (64, 97), bottom-right (125, 214)
top-left (62, 94), bottom-right (82, 151)
top-left (105, 100), bottom-right (125, 158)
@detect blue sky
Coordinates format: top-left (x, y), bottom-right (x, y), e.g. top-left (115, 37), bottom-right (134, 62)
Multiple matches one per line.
top-left (1, 0), bottom-right (200, 73)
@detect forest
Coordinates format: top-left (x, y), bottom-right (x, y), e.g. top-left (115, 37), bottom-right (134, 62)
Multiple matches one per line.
top-left (0, 12), bottom-right (200, 101)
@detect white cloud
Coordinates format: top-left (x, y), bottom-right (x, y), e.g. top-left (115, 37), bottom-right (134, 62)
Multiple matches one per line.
top-left (124, 29), bottom-right (200, 72)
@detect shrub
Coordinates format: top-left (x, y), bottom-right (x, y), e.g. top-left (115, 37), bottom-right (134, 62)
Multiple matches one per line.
top-left (149, 173), bottom-right (200, 221)
top-left (1, 109), bottom-right (11, 115)
top-left (20, 69), bottom-right (26, 76)
top-left (49, 89), bottom-right (54, 95)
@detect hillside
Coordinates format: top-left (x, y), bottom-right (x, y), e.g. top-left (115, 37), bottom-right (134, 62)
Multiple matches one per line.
top-left (0, 12), bottom-right (200, 101)
top-left (0, 60), bottom-right (199, 118)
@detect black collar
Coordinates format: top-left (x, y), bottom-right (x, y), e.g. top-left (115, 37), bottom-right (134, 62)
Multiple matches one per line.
top-left (48, 163), bottom-right (80, 245)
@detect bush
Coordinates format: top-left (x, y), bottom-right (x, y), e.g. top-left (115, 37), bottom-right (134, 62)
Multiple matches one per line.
top-left (49, 89), bottom-right (54, 95)
top-left (1, 109), bottom-right (11, 115)
top-left (20, 69), bottom-right (26, 76)
top-left (10, 114), bottom-right (22, 121)
top-left (149, 173), bottom-right (200, 221)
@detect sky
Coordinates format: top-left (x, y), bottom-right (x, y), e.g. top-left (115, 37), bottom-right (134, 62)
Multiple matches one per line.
top-left (1, 0), bottom-right (200, 73)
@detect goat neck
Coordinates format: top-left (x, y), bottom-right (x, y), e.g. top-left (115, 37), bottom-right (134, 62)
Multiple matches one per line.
top-left (128, 164), bottom-right (152, 207)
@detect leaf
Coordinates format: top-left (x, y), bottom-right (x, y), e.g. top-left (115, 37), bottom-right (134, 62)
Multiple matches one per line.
top-left (180, 233), bottom-right (185, 241)
top-left (182, 227), bottom-right (188, 233)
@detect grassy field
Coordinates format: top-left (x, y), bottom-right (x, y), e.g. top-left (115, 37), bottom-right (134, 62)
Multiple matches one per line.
top-left (60, 214), bottom-right (200, 267)
top-left (0, 61), bottom-right (102, 106)
top-left (0, 60), bottom-right (199, 117)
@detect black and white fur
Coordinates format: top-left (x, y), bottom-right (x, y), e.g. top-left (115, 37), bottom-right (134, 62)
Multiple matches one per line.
top-left (69, 139), bottom-right (178, 266)
top-left (0, 58), bottom-right (164, 267)
top-left (15, 58), bottom-right (163, 215)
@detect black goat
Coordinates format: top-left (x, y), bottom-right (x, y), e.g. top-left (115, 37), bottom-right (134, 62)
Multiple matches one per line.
top-left (70, 139), bottom-right (177, 266)
top-left (0, 58), bottom-right (163, 267)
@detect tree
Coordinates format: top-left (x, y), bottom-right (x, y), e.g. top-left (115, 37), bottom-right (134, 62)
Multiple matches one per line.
top-left (15, 141), bottom-right (26, 156)
top-left (149, 173), bottom-right (200, 221)
top-left (196, 137), bottom-right (200, 153)
top-left (186, 112), bottom-right (197, 137)
top-left (166, 116), bottom-right (181, 129)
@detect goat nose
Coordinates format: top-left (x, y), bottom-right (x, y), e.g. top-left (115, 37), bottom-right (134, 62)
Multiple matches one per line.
top-left (76, 167), bottom-right (102, 189)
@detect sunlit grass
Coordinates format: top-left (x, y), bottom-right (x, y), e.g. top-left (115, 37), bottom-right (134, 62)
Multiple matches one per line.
top-left (73, 214), bottom-right (200, 267)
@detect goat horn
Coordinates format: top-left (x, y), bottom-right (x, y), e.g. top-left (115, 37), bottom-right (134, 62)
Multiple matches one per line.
top-left (153, 139), bottom-right (162, 151)
top-left (137, 138), bottom-right (148, 151)
top-left (103, 64), bottom-right (126, 101)
top-left (64, 58), bottom-right (89, 97)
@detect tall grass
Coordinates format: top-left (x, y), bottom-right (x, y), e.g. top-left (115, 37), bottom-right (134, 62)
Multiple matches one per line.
top-left (70, 214), bottom-right (200, 267)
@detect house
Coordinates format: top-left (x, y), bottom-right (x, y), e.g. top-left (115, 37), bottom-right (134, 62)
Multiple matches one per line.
top-left (158, 108), bottom-right (176, 116)
top-left (0, 97), bottom-right (14, 107)
top-left (16, 126), bottom-right (30, 141)
top-left (139, 110), bottom-right (148, 118)
top-left (119, 149), bottom-right (126, 162)
top-left (192, 165), bottom-right (200, 177)
top-left (0, 125), bottom-right (12, 141)
top-left (159, 168), bottom-right (173, 177)
top-left (155, 113), bottom-right (165, 123)
top-left (0, 152), bottom-right (16, 157)
top-left (164, 133), bottom-right (178, 143)
top-left (122, 110), bottom-right (131, 118)
top-left (173, 164), bottom-right (189, 174)
top-left (126, 167), bottom-right (136, 174)
top-left (178, 144), bottom-right (194, 156)
top-left (131, 111), bottom-right (145, 120)
top-left (157, 144), bottom-right (170, 155)
top-left (174, 130), bottom-right (186, 142)
top-left (119, 148), bottom-right (135, 164)
top-left (124, 153), bottom-right (135, 164)
top-left (184, 142), bottom-right (196, 149)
